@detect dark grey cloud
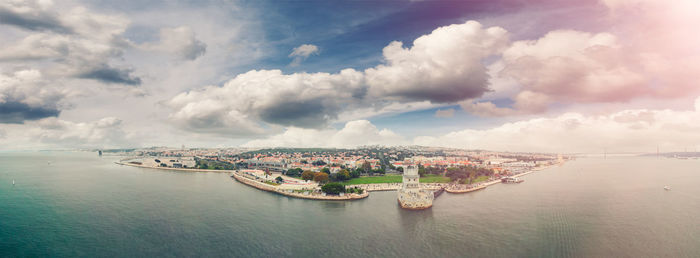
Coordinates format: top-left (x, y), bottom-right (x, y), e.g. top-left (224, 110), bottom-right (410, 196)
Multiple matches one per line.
top-left (79, 65), bottom-right (142, 85)
top-left (1, 1), bottom-right (145, 90)
top-left (0, 6), bottom-right (72, 33)
top-left (0, 101), bottom-right (60, 124)
top-left (181, 39), bottom-right (206, 60)
top-left (258, 99), bottom-right (338, 128)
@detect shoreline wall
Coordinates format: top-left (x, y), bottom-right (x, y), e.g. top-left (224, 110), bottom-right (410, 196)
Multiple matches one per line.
top-left (116, 161), bottom-right (233, 173)
top-left (231, 171), bottom-right (369, 201)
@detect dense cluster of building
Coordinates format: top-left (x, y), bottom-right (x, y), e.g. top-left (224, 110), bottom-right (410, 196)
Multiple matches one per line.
top-left (123, 146), bottom-right (567, 177)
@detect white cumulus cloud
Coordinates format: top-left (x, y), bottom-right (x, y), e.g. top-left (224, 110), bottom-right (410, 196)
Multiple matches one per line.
top-left (141, 26), bottom-right (207, 60)
top-left (242, 120), bottom-right (406, 148)
top-left (288, 44), bottom-right (319, 66)
top-left (366, 21), bottom-right (509, 103)
top-left (168, 68), bottom-right (366, 135)
top-left (417, 96), bottom-right (700, 153)
top-left (169, 20), bottom-right (510, 136)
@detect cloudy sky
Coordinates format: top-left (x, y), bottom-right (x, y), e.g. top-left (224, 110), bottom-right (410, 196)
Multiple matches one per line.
top-left (1, 0), bottom-right (699, 153)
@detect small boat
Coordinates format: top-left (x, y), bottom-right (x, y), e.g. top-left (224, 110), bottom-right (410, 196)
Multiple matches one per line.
top-left (12, 180), bottom-right (15, 185)
top-left (664, 186), bottom-right (671, 190)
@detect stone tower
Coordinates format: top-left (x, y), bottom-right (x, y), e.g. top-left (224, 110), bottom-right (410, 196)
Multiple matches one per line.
top-left (397, 165), bottom-right (433, 210)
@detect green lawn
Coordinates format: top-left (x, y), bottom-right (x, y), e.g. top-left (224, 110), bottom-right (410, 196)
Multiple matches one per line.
top-left (343, 174), bottom-right (451, 185)
top-left (461, 175), bottom-right (491, 184)
top-left (420, 174), bottom-right (453, 183)
top-left (472, 175), bottom-right (490, 184)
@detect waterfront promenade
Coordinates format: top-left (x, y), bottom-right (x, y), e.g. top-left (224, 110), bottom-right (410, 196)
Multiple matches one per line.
top-left (231, 170), bottom-right (369, 201)
top-left (445, 184), bottom-right (487, 193)
top-left (115, 160), bottom-right (233, 173)
top-left (352, 164), bottom-right (554, 194)
top-left (354, 183), bottom-right (447, 192)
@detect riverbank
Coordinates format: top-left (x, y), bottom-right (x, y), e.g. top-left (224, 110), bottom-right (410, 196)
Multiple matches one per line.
top-left (445, 184), bottom-right (487, 194)
top-left (115, 161), bottom-right (233, 173)
top-left (116, 158), bottom-right (559, 200)
top-left (478, 164), bottom-right (555, 187)
top-left (231, 171), bottom-right (368, 201)
top-left (352, 183), bottom-right (447, 192)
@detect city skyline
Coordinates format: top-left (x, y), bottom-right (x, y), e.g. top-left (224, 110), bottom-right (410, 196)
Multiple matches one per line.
top-left (1, 0), bottom-right (699, 153)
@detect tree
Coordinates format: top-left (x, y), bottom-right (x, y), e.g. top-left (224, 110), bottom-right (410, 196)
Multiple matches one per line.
top-left (313, 172), bottom-right (329, 183)
top-left (339, 169), bottom-right (351, 180)
top-left (345, 187), bottom-right (364, 194)
top-left (286, 168), bottom-right (303, 177)
top-left (418, 164), bottom-right (426, 177)
top-left (349, 169), bottom-right (361, 178)
top-left (397, 167), bottom-right (404, 173)
top-left (445, 167), bottom-right (466, 181)
top-left (321, 167), bottom-right (330, 173)
top-left (332, 169), bottom-right (350, 181)
top-left (313, 160), bottom-right (327, 166)
top-left (361, 161), bottom-right (372, 173)
top-left (372, 168), bottom-right (385, 174)
top-left (321, 182), bottom-right (345, 195)
top-left (275, 176), bottom-right (284, 183)
top-left (329, 173), bottom-right (341, 182)
top-left (301, 170), bottom-right (315, 181)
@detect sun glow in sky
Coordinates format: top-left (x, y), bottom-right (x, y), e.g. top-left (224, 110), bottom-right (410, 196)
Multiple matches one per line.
top-left (1, 0), bottom-right (699, 153)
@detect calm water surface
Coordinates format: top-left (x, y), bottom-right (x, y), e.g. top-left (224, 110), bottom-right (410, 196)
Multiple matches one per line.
top-left (1, 152), bottom-right (699, 257)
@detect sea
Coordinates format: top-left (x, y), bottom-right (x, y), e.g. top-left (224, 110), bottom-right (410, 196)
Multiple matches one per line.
top-left (1, 151), bottom-right (699, 257)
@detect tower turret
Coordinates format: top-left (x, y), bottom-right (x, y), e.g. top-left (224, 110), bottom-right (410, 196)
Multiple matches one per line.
top-left (402, 165), bottom-right (419, 189)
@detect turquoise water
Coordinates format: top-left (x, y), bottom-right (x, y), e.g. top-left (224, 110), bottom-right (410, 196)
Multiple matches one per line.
top-left (1, 152), bottom-right (699, 257)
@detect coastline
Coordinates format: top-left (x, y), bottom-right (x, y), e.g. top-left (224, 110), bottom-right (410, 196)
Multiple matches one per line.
top-left (481, 163), bottom-right (556, 187)
top-left (231, 171), bottom-right (369, 201)
top-left (115, 158), bottom-right (561, 202)
top-left (351, 164), bottom-right (557, 193)
top-left (115, 161), bottom-right (233, 173)
top-left (445, 184), bottom-right (487, 194)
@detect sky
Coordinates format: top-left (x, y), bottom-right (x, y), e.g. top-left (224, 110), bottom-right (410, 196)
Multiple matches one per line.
top-left (1, 0), bottom-right (700, 153)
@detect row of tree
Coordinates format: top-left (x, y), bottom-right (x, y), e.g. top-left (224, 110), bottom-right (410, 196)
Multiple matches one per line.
top-left (295, 169), bottom-right (361, 183)
top-left (284, 161), bottom-right (386, 182)
top-left (195, 158), bottom-right (235, 170)
top-left (278, 170), bottom-right (365, 195)
top-left (444, 166), bottom-right (494, 183)
top-left (320, 183), bottom-right (364, 195)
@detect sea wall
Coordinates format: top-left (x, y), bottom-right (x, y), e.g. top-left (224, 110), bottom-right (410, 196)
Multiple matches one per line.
top-left (397, 188), bottom-right (434, 210)
top-left (116, 161), bottom-right (233, 173)
top-left (231, 171), bottom-right (368, 201)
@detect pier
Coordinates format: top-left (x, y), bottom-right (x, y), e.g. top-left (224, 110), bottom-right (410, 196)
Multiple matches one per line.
top-left (433, 187), bottom-right (445, 198)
